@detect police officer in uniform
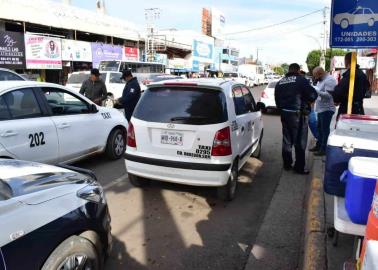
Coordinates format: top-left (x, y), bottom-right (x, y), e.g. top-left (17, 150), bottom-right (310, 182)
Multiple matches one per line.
top-left (116, 70), bottom-right (141, 121)
top-left (275, 63), bottom-right (318, 174)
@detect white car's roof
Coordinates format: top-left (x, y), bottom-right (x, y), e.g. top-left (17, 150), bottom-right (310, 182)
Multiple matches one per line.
top-left (0, 159), bottom-right (69, 180)
top-left (148, 78), bottom-right (235, 90)
top-left (0, 81), bottom-right (66, 94)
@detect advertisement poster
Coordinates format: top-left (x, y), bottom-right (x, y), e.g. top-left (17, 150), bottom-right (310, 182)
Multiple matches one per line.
top-left (91, 43), bottom-right (122, 68)
top-left (123, 47), bottom-right (139, 61)
top-left (25, 34), bottom-right (62, 69)
top-left (62, 39), bottom-right (92, 62)
top-left (192, 39), bottom-right (214, 62)
top-left (0, 31), bottom-right (26, 69)
top-left (331, 0), bottom-right (378, 48)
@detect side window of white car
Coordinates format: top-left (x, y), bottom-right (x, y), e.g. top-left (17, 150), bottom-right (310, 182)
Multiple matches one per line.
top-left (242, 87), bottom-right (256, 112)
top-left (232, 87), bottom-right (249, 116)
top-left (0, 96), bottom-right (11, 120)
top-left (0, 70), bottom-right (24, 81)
top-left (109, 73), bottom-right (124, 84)
top-left (42, 88), bottom-right (90, 115)
top-left (2, 88), bottom-right (42, 119)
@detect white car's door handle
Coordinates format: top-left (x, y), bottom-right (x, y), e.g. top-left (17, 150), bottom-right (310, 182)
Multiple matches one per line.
top-left (58, 123), bottom-right (71, 129)
top-left (0, 130), bottom-right (18, 137)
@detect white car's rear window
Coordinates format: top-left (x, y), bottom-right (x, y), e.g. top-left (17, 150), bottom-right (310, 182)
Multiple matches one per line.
top-left (134, 87), bottom-right (228, 125)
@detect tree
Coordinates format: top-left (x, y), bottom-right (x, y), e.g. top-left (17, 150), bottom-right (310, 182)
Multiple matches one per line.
top-left (281, 63), bottom-right (289, 74)
top-left (273, 66), bottom-right (284, 75)
top-left (306, 49), bottom-right (347, 74)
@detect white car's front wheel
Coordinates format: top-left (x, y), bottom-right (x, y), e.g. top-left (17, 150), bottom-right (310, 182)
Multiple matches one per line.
top-left (368, 18), bottom-right (375, 27)
top-left (340, 19), bottom-right (349, 29)
top-left (105, 129), bottom-right (125, 160)
top-left (217, 163), bottom-right (238, 201)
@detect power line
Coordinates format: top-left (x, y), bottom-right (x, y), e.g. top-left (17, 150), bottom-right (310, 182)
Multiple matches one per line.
top-left (225, 8), bottom-right (324, 36)
top-left (228, 21), bottom-right (323, 42)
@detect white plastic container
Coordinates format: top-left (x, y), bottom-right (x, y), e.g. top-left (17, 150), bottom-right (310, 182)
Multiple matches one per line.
top-left (362, 240), bottom-right (378, 270)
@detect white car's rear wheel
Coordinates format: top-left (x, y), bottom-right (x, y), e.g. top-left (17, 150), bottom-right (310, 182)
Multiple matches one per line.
top-left (217, 163), bottom-right (238, 201)
top-left (340, 19), bottom-right (349, 29)
top-left (105, 129), bottom-right (125, 160)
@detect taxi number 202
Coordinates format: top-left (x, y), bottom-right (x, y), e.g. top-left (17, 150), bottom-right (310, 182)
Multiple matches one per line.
top-left (29, 132), bottom-right (46, 148)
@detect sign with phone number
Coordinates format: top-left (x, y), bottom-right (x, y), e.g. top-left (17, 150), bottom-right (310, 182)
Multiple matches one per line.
top-left (330, 0), bottom-right (378, 48)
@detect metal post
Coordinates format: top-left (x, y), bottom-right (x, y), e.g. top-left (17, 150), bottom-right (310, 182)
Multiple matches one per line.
top-left (347, 52), bottom-right (357, 115)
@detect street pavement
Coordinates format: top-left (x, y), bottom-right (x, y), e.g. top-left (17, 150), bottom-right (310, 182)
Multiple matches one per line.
top-left (74, 85), bottom-right (294, 270)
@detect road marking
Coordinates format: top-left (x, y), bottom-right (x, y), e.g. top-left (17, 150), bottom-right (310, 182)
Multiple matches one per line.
top-left (103, 175), bottom-right (128, 190)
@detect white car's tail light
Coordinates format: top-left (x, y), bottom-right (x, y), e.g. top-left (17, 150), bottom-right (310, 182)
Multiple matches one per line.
top-left (211, 127), bottom-right (232, 156)
top-left (127, 122), bottom-right (137, 148)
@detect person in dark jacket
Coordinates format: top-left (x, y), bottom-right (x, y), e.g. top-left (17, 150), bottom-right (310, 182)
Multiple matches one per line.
top-left (275, 63), bottom-right (318, 174)
top-left (79, 68), bottom-right (107, 106)
top-left (117, 69), bottom-right (141, 121)
top-left (331, 52), bottom-right (370, 118)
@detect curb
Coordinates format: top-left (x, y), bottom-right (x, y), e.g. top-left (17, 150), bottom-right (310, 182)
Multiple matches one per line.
top-left (302, 156), bottom-right (327, 270)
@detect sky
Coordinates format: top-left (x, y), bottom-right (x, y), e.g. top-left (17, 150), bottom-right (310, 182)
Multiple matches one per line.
top-left (57, 0), bottom-right (332, 66)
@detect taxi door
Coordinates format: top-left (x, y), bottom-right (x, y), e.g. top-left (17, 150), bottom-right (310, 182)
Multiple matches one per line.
top-left (0, 88), bottom-right (59, 163)
top-left (39, 87), bottom-right (106, 163)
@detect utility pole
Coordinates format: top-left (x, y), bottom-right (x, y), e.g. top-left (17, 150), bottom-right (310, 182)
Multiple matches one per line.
top-left (319, 7), bottom-right (327, 70)
top-left (145, 8), bottom-right (161, 62)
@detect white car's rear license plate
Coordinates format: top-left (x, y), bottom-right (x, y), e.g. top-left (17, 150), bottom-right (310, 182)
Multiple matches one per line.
top-left (161, 131), bottom-right (183, 146)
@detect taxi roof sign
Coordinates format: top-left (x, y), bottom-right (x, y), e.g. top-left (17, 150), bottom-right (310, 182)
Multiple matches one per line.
top-left (330, 0), bottom-right (378, 48)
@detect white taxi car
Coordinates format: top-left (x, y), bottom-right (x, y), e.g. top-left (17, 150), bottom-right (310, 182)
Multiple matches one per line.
top-left (125, 79), bottom-right (265, 201)
top-left (0, 81), bottom-right (128, 164)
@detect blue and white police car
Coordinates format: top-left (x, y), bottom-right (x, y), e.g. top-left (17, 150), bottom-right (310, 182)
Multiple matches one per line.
top-left (0, 159), bottom-right (111, 270)
top-left (0, 81), bottom-right (128, 164)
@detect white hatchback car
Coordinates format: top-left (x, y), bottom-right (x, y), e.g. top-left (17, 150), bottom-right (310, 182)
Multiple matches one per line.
top-left (0, 81), bottom-right (128, 164)
top-left (125, 79), bottom-right (265, 201)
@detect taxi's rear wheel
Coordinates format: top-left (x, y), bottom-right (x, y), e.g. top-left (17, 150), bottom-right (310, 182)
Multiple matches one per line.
top-left (106, 129), bottom-right (125, 160)
top-left (129, 174), bottom-right (151, 187)
top-left (41, 236), bottom-right (100, 270)
top-left (217, 162), bottom-right (238, 201)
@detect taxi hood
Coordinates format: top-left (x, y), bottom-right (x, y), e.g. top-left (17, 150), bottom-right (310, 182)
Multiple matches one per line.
top-left (0, 160), bottom-right (94, 205)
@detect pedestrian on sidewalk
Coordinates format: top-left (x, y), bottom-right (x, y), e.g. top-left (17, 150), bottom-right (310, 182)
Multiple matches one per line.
top-left (310, 67), bottom-right (337, 156)
top-left (275, 63), bottom-right (318, 175)
top-left (79, 68), bottom-right (107, 106)
top-left (331, 52), bottom-right (370, 118)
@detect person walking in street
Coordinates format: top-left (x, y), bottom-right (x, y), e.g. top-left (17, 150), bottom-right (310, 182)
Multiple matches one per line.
top-left (275, 63), bottom-right (318, 174)
top-left (116, 69), bottom-right (141, 122)
top-left (310, 67), bottom-right (337, 156)
top-left (79, 68), bottom-right (107, 106)
top-left (331, 52), bottom-right (370, 118)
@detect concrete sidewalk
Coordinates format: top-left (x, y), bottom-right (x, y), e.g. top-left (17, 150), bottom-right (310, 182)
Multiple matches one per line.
top-left (244, 155), bottom-right (313, 270)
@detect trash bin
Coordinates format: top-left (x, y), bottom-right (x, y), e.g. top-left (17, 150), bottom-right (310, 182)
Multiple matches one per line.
top-left (341, 157), bottom-right (378, 224)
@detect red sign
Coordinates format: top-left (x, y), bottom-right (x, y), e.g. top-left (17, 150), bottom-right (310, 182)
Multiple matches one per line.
top-left (123, 47), bottom-right (139, 61)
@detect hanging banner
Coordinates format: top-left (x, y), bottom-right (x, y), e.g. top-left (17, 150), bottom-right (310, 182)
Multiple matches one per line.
top-left (25, 34), bottom-right (62, 69)
top-left (62, 39), bottom-right (92, 62)
top-left (123, 47), bottom-right (139, 61)
top-left (0, 31), bottom-right (26, 69)
top-left (91, 43), bottom-right (122, 68)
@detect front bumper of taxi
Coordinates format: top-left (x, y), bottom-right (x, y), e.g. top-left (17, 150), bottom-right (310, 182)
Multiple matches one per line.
top-left (125, 154), bottom-right (231, 187)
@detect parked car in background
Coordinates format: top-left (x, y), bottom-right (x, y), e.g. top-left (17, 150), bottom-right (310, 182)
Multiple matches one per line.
top-left (0, 81), bottom-right (128, 163)
top-left (0, 68), bottom-right (26, 81)
top-left (260, 80), bottom-right (279, 112)
top-left (125, 79), bottom-right (265, 201)
top-left (223, 72), bottom-right (250, 86)
top-left (140, 74), bottom-right (183, 91)
top-left (66, 71), bottom-right (125, 100)
top-left (0, 159), bottom-right (111, 270)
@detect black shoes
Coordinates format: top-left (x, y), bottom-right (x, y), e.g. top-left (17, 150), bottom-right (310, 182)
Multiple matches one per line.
top-left (283, 165), bottom-right (292, 171)
top-left (314, 150), bottom-right (326, 157)
top-left (309, 146), bottom-right (320, 152)
top-left (293, 169), bottom-right (310, 175)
